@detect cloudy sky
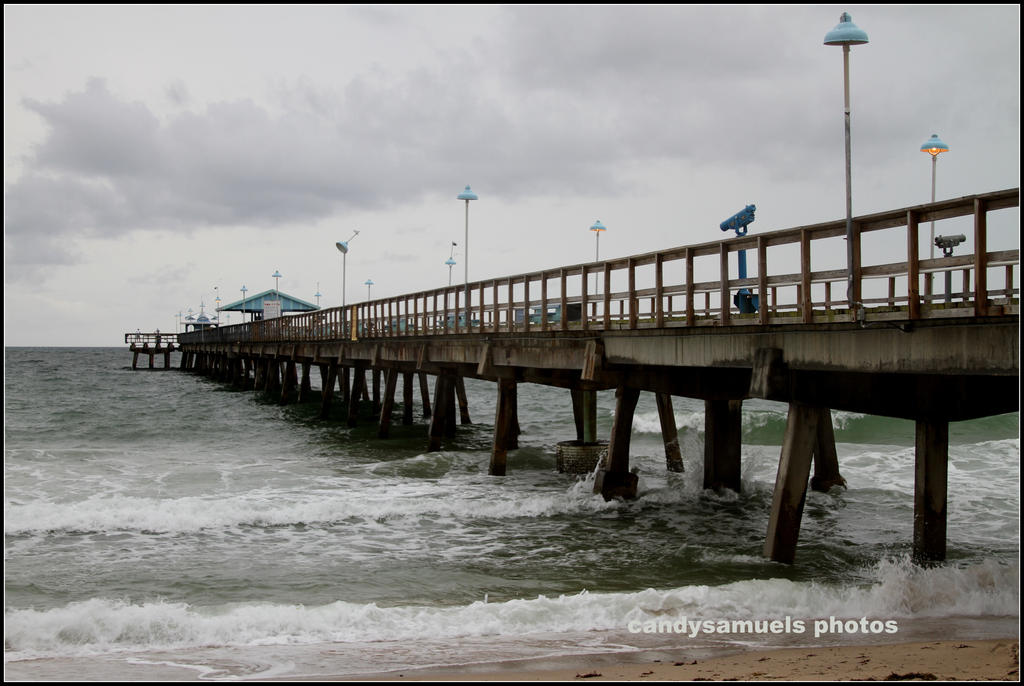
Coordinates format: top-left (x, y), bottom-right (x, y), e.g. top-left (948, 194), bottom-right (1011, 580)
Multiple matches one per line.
top-left (4, 4), bottom-right (1019, 346)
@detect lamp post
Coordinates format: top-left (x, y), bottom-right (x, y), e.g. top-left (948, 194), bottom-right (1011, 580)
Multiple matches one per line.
top-left (272, 270), bottom-right (282, 300)
top-left (335, 230), bottom-right (360, 310)
top-left (240, 285), bottom-right (248, 323)
top-left (589, 220), bottom-right (606, 292)
top-left (921, 134), bottom-right (950, 297)
top-left (445, 241), bottom-right (457, 286)
top-left (365, 278), bottom-right (374, 301)
top-left (445, 257), bottom-right (456, 286)
top-left (457, 185), bottom-right (477, 304)
top-left (824, 11), bottom-right (869, 321)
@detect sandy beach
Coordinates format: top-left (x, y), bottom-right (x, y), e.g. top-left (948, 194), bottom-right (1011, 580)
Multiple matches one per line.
top-left (355, 639), bottom-right (1019, 682)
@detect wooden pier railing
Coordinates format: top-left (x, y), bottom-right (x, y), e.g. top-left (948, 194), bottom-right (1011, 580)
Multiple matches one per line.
top-left (179, 188), bottom-right (1018, 345)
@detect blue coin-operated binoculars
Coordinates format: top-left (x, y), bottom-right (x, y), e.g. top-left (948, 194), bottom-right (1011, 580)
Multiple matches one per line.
top-left (720, 204), bottom-right (759, 314)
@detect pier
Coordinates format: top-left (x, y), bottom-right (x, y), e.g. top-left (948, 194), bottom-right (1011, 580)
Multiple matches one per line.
top-left (136, 188), bottom-right (1019, 564)
top-left (125, 332), bottom-right (179, 369)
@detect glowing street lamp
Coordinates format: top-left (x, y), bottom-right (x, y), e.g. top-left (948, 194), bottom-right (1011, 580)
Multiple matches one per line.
top-left (824, 11), bottom-right (869, 320)
top-left (921, 134), bottom-right (950, 296)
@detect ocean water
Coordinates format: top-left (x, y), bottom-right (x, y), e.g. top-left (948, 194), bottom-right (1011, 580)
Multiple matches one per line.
top-left (4, 347), bottom-right (1019, 680)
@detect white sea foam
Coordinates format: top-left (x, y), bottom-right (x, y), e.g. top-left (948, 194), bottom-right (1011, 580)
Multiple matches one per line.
top-left (3, 480), bottom-right (622, 535)
top-left (5, 556), bottom-right (1016, 661)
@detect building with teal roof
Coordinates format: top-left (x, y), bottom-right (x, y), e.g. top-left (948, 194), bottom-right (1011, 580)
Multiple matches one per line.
top-left (218, 289), bottom-right (320, 322)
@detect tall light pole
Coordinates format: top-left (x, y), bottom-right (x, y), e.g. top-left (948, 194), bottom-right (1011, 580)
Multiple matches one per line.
top-left (824, 11), bottom-right (869, 320)
top-left (365, 278), bottom-right (374, 301)
top-left (272, 270), bottom-right (282, 300)
top-left (445, 257), bottom-right (457, 286)
top-left (457, 185), bottom-right (478, 304)
top-left (240, 285), bottom-right (248, 323)
top-left (921, 134), bottom-right (950, 298)
top-left (336, 230), bottom-right (359, 310)
top-left (590, 220), bottom-right (606, 292)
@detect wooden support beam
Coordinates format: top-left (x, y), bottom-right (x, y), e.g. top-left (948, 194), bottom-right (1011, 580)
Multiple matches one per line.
top-left (810, 407), bottom-right (846, 492)
top-left (264, 359), bottom-right (281, 394)
top-left (298, 362), bottom-right (312, 402)
top-left (656, 393), bottom-right (684, 473)
top-left (764, 403), bottom-right (818, 564)
top-left (280, 360), bottom-right (297, 404)
top-left (914, 419), bottom-right (948, 563)
top-left (444, 376), bottom-right (457, 438)
top-left (489, 378), bottom-right (518, 476)
top-left (455, 377), bottom-right (472, 424)
top-left (704, 399), bottom-right (742, 492)
top-left (571, 388), bottom-right (584, 441)
top-left (402, 372), bottom-right (414, 425)
top-left (419, 372), bottom-right (432, 418)
top-left (427, 374), bottom-right (453, 451)
top-left (348, 365), bottom-right (367, 427)
top-left (372, 368), bottom-right (382, 415)
top-left (571, 388), bottom-right (598, 443)
top-left (319, 364), bottom-right (337, 420)
top-left (378, 368), bottom-right (399, 438)
top-left (594, 386), bottom-right (640, 500)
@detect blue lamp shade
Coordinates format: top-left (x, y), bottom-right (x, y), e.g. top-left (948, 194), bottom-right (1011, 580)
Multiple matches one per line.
top-left (365, 279), bottom-right (374, 286)
top-left (824, 12), bottom-right (869, 46)
top-left (336, 241), bottom-right (349, 254)
top-left (457, 185), bottom-right (478, 201)
top-left (445, 258), bottom-right (456, 266)
top-left (921, 134), bottom-right (949, 156)
top-left (590, 220), bottom-right (606, 232)
top-left (272, 271), bottom-right (282, 279)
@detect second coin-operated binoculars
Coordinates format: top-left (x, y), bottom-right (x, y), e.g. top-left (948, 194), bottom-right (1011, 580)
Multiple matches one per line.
top-left (720, 204), bottom-right (758, 313)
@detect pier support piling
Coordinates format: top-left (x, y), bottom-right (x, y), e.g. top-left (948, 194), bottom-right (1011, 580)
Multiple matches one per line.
top-left (455, 377), bottom-right (472, 425)
top-left (594, 386), bottom-right (640, 500)
top-left (764, 403), bottom-right (818, 564)
top-left (914, 419), bottom-right (948, 563)
top-left (402, 372), bottom-right (414, 425)
top-left (489, 378), bottom-right (518, 476)
top-left (378, 368), bottom-right (399, 438)
top-left (319, 364), bottom-right (337, 420)
top-left (656, 393), bottom-right (685, 473)
top-left (348, 365), bottom-right (367, 427)
top-left (704, 399), bottom-right (743, 492)
top-left (298, 362), bottom-right (312, 403)
top-left (571, 388), bottom-right (598, 444)
top-left (810, 407), bottom-right (846, 492)
top-left (419, 373), bottom-right (432, 418)
top-left (427, 373), bottom-right (455, 451)
top-left (280, 360), bottom-right (297, 404)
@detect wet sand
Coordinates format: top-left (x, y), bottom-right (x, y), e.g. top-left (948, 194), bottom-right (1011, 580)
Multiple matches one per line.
top-left (353, 639), bottom-right (1019, 682)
